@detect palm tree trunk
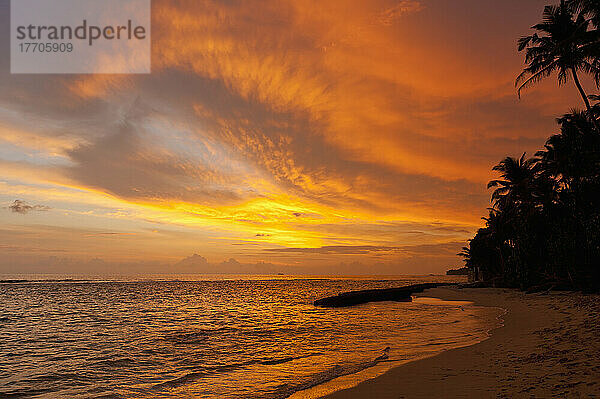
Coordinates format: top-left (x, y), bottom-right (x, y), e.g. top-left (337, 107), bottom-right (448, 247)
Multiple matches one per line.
top-left (571, 68), bottom-right (600, 132)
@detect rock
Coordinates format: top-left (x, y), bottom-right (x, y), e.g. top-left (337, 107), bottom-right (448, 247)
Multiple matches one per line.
top-left (313, 282), bottom-right (455, 308)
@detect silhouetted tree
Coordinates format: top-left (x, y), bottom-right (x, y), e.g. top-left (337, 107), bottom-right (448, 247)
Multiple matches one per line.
top-left (462, 113), bottom-right (600, 291)
top-left (517, 1), bottom-right (600, 129)
top-left (461, 1), bottom-right (600, 292)
top-left (488, 154), bottom-right (540, 210)
top-left (569, 0), bottom-right (600, 27)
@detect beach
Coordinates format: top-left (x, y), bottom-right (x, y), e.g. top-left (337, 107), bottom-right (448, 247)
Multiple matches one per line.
top-left (323, 287), bottom-right (600, 399)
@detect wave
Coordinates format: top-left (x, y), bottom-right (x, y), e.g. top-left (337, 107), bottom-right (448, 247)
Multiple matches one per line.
top-left (150, 347), bottom-right (358, 398)
top-left (259, 354), bottom-right (319, 366)
top-left (258, 347), bottom-right (392, 399)
top-left (162, 327), bottom-right (238, 344)
top-left (150, 361), bottom-right (258, 391)
top-left (161, 324), bottom-right (323, 345)
top-left (89, 357), bottom-right (137, 368)
top-left (150, 352), bottom-right (327, 393)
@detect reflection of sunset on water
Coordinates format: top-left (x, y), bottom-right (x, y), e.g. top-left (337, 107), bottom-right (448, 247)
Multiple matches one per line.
top-left (0, 276), bottom-right (501, 398)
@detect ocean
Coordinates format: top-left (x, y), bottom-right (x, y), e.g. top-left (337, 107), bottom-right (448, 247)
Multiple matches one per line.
top-left (0, 275), bottom-right (503, 398)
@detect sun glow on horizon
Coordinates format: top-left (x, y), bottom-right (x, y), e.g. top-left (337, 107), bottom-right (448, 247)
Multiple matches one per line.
top-left (0, 0), bottom-right (579, 274)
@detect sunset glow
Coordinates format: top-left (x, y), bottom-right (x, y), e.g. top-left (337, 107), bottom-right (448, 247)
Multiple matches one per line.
top-left (0, 0), bottom-right (585, 274)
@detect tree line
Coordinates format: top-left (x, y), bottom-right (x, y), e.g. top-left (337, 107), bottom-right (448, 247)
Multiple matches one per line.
top-left (459, 0), bottom-right (600, 292)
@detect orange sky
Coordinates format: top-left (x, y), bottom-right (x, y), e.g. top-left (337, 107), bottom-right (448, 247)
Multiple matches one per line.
top-left (0, 0), bottom-right (591, 274)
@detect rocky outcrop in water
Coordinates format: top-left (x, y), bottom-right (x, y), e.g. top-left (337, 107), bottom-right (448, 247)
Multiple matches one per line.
top-left (313, 282), bottom-right (455, 308)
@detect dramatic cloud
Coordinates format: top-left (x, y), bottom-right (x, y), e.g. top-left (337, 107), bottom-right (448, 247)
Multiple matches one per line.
top-left (8, 200), bottom-right (50, 214)
top-left (0, 0), bottom-right (580, 273)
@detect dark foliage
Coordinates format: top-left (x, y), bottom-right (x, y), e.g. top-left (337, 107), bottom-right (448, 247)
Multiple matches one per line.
top-left (460, 1), bottom-right (600, 292)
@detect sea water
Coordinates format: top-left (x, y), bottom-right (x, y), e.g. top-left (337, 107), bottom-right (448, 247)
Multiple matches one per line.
top-left (0, 275), bottom-right (502, 398)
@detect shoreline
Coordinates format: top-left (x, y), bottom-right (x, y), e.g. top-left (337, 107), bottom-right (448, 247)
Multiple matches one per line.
top-left (318, 287), bottom-right (600, 399)
top-left (288, 293), bottom-right (503, 399)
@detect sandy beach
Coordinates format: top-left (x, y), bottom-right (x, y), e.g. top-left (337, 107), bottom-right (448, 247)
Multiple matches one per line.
top-left (323, 287), bottom-right (600, 399)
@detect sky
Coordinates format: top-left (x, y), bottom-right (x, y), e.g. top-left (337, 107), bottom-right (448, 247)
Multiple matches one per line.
top-left (0, 0), bottom-right (591, 275)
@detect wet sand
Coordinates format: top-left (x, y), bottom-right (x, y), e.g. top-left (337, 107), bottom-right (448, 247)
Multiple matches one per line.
top-left (322, 287), bottom-right (600, 399)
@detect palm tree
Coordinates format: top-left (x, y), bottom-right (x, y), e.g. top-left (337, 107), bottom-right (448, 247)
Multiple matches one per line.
top-left (458, 228), bottom-right (499, 283)
top-left (569, 0), bottom-right (600, 27)
top-left (487, 153), bottom-right (539, 210)
top-left (516, 1), bottom-right (600, 129)
top-left (481, 209), bottom-right (509, 280)
top-left (568, 0), bottom-right (600, 85)
top-left (536, 111), bottom-right (600, 189)
top-left (459, 1), bottom-right (600, 292)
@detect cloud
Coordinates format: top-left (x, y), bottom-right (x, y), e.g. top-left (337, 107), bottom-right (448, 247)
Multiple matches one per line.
top-left (82, 232), bottom-right (137, 237)
top-left (0, 0), bottom-right (554, 218)
top-left (63, 115), bottom-right (256, 206)
top-left (172, 254), bottom-right (283, 274)
top-left (173, 253), bottom-right (208, 271)
top-left (399, 241), bottom-right (465, 257)
top-left (265, 241), bottom-right (464, 257)
top-left (266, 245), bottom-right (401, 255)
top-left (8, 200), bottom-right (50, 214)
top-left (0, 0), bottom-right (581, 273)
top-left (379, 1), bottom-right (423, 26)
